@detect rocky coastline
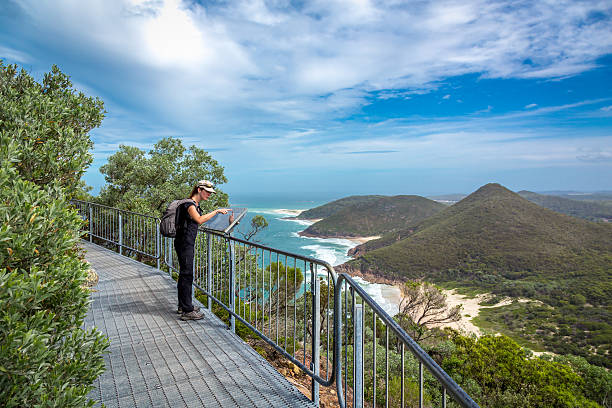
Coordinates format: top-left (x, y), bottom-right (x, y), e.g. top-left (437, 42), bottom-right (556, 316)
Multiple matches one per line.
top-left (334, 262), bottom-right (402, 286)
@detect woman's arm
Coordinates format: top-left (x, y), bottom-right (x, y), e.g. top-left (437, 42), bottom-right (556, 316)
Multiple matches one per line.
top-left (187, 205), bottom-right (229, 225)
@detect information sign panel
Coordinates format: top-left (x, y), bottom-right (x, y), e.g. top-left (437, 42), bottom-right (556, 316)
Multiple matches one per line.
top-left (202, 208), bottom-right (247, 234)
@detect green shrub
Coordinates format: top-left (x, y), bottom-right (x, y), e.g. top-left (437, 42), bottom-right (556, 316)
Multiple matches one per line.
top-left (0, 63), bottom-right (108, 407)
top-left (442, 333), bottom-right (602, 408)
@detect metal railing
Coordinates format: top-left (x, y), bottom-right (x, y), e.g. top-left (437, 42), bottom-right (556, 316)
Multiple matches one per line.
top-left (334, 274), bottom-right (478, 408)
top-left (73, 200), bottom-right (479, 408)
top-left (72, 200), bottom-right (160, 266)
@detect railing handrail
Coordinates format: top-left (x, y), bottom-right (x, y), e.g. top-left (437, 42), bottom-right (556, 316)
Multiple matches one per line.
top-left (202, 226), bottom-right (338, 270)
top-left (335, 273), bottom-right (480, 408)
top-left (72, 199), bottom-right (160, 220)
top-left (74, 199), bottom-right (479, 408)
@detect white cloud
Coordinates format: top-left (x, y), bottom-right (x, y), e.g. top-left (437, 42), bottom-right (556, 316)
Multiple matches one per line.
top-left (4, 0), bottom-right (612, 190)
top-left (7, 0), bottom-right (612, 128)
top-left (576, 148), bottom-right (612, 162)
top-left (225, 98), bottom-right (612, 171)
top-left (0, 45), bottom-right (31, 63)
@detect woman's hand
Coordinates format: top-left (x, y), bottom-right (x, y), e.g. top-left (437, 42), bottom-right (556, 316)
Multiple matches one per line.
top-left (217, 208), bottom-right (229, 215)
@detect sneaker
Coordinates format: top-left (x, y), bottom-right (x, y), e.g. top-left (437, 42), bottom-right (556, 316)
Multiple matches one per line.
top-left (177, 306), bottom-right (200, 315)
top-left (180, 310), bottom-right (205, 321)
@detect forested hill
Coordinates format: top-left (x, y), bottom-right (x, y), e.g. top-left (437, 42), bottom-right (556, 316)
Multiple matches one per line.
top-left (299, 195), bottom-right (445, 238)
top-left (342, 183), bottom-right (612, 303)
top-left (295, 195), bottom-right (384, 220)
top-left (339, 183), bottom-right (612, 366)
top-left (519, 190), bottom-right (612, 221)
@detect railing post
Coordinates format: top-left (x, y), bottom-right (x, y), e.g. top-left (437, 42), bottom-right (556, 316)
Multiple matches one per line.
top-left (156, 223), bottom-right (160, 270)
top-left (118, 213), bottom-right (123, 255)
top-left (89, 205), bottom-right (93, 242)
top-left (354, 303), bottom-right (364, 408)
top-left (311, 267), bottom-right (320, 406)
top-left (168, 238), bottom-right (173, 271)
top-left (229, 237), bottom-right (235, 333)
top-left (206, 233), bottom-right (212, 311)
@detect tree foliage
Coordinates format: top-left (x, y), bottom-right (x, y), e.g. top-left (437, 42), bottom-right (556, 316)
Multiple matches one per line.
top-left (395, 281), bottom-right (461, 341)
top-left (441, 333), bottom-right (601, 408)
top-left (348, 183), bottom-right (612, 364)
top-left (240, 215), bottom-right (269, 241)
top-left (547, 354), bottom-right (612, 408)
top-left (0, 63), bottom-right (108, 407)
top-left (98, 137), bottom-right (229, 215)
top-left (0, 62), bottom-right (103, 196)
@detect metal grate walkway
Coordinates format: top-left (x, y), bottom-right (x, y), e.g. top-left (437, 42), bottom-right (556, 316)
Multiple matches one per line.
top-left (82, 241), bottom-right (316, 408)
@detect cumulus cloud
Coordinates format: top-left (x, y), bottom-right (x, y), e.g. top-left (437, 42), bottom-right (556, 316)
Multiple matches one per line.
top-left (3, 0), bottom-right (612, 193)
top-left (4, 0), bottom-right (612, 128)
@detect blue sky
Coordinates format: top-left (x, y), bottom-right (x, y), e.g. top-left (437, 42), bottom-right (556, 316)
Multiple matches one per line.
top-left (1, 0), bottom-right (611, 197)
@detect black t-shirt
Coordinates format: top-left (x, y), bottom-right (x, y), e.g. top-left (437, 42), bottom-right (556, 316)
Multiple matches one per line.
top-left (175, 200), bottom-right (202, 247)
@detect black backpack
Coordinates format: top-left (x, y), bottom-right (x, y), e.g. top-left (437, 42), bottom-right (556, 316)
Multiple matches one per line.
top-left (160, 199), bottom-right (195, 238)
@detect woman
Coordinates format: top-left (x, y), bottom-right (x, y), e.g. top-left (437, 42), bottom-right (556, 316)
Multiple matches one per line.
top-left (175, 180), bottom-right (228, 320)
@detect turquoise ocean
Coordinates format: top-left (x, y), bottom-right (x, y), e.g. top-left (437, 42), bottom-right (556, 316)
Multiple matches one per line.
top-left (229, 192), bottom-right (401, 315)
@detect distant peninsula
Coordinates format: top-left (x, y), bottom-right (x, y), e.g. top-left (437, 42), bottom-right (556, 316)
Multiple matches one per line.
top-left (295, 195), bottom-right (445, 239)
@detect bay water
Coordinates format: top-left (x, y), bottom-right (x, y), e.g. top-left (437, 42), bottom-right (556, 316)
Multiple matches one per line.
top-left (229, 192), bottom-right (401, 316)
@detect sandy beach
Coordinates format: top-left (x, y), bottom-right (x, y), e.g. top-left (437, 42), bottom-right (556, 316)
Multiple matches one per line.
top-left (438, 290), bottom-right (491, 336)
top-left (371, 286), bottom-right (491, 334)
top-left (347, 235), bottom-right (381, 245)
top-left (272, 209), bottom-right (306, 216)
top-left (437, 290), bottom-right (537, 336)
top-left (372, 286), bottom-right (516, 337)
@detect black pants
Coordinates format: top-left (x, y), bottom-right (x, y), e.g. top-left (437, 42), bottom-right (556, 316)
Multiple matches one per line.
top-left (174, 240), bottom-right (195, 313)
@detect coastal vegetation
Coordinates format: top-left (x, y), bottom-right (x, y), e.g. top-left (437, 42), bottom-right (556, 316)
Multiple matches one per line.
top-left (96, 136), bottom-right (229, 215)
top-left (295, 195), bottom-right (385, 220)
top-left (340, 183), bottom-right (612, 367)
top-left (438, 333), bottom-right (608, 408)
top-left (335, 304), bottom-right (610, 407)
top-left (395, 281), bottom-right (461, 342)
top-left (519, 190), bottom-right (612, 221)
top-left (300, 195), bottom-right (445, 238)
top-left (0, 63), bottom-right (108, 406)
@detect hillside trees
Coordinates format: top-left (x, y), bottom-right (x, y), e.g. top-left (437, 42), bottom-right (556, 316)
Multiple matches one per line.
top-left (344, 183), bottom-right (612, 364)
top-left (0, 62), bottom-right (108, 406)
top-left (440, 334), bottom-right (602, 408)
top-left (299, 195), bottom-right (445, 238)
top-left (239, 215), bottom-right (269, 241)
top-left (98, 137), bottom-right (229, 215)
top-left (395, 281), bottom-right (461, 342)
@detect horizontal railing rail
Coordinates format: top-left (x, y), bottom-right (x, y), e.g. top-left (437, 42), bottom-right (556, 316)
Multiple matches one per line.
top-left (160, 228), bottom-right (337, 401)
top-left (334, 274), bottom-right (479, 408)
top-left (72, 200), bottom-right (479, 408)
top-left (72, 200), bottom-right (160, 264)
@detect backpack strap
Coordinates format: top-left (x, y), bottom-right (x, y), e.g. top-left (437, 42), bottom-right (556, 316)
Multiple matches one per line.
top-left (178, 198), bottom-right (198, 228)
